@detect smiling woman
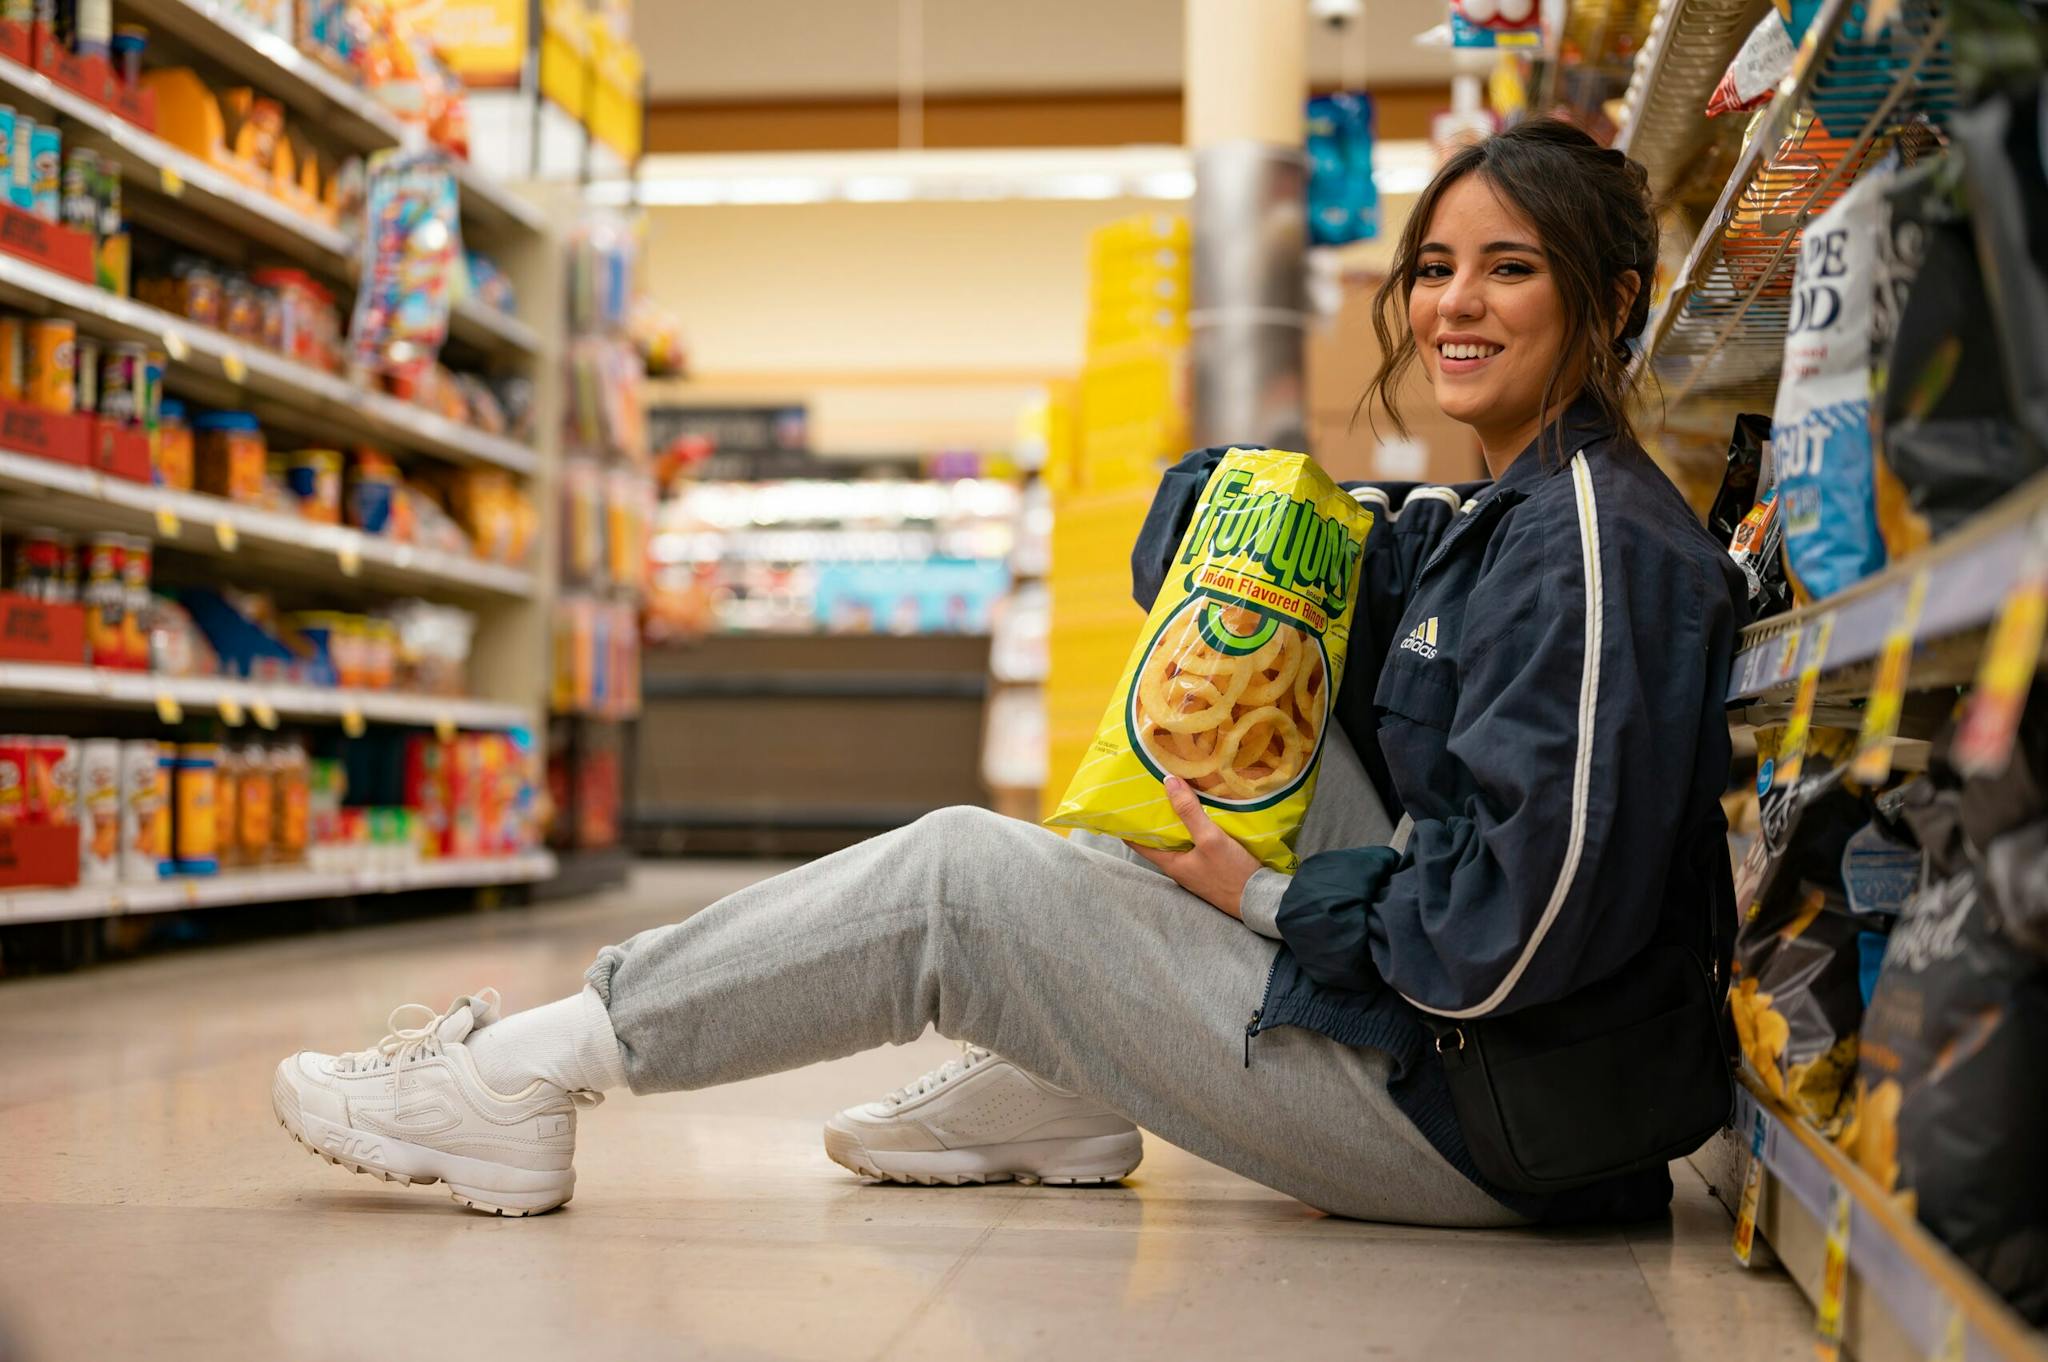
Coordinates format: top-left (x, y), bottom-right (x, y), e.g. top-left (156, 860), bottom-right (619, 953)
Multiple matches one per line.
top-left (1363, 119), bottom-right (1660, 476)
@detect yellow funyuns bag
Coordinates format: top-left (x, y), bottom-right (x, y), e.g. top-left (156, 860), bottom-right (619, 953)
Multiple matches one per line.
top-left (1046, 448), bottom-right (1374, 871)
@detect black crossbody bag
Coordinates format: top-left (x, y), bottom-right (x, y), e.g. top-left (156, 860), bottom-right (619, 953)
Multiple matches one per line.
top-left (1424, 840), bottom-right (1737, 1195)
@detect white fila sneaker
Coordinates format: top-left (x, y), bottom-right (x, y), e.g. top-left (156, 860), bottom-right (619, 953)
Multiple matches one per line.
top-left (271, 989), bottom-right (600, 1217)
top-left (824, 1045), bottom-right (1143, 1187)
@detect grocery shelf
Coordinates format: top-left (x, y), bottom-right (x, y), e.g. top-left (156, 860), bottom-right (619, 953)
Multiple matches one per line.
top-left (0, 51), bottom-right (358, 275)
top-left (115, 0), bottom-right (546, 237)
top-left (1637, 0), bottom-right (1955, 427)
top-left (1726, 467), bottom-right (2048, 703)
top-left (0, 851), bottom-right (558, 925)
top-left (448, 296), bottom-right (544, 358)
top-left (1689, 1075), bottom-right (2048, 1362)
top-left (0, 248), bottom-right (539, 474)
top-left (0, 663), bottom-right (536, 731)
top-left (1615, 0), bottom-right (1771, 202)
top-left (0, 56), bottom-right (542, 365)
top-left (0, 450), bottom-right (537, 601)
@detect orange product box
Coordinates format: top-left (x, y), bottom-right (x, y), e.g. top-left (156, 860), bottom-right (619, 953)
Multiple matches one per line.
top-left (0, 821), bottom-right (79, 888)
top-left (0, 594), bottom-right (87, 665)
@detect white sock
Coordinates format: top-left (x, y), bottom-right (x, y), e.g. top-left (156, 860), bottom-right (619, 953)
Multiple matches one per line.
top-left (465, 985), bottom-right (630, 1095)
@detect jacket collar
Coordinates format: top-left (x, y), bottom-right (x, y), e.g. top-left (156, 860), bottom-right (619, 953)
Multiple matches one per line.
top-left (1417, 396), bottom-right (1616, 579)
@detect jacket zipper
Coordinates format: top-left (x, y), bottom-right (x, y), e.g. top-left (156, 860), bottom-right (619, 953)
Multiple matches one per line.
top-left (1244, 950), bottom-right (1283, 1069)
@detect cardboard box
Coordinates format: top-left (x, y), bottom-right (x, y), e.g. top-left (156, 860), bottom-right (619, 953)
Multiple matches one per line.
top-left (0, 201), bottom-right (95, 284)
top-left (0, 594), bottom-right (87, 665)
top-left (0, 821), bottom-right (79, 889)
top-left (1306, 274), bottom-right (1485, 487)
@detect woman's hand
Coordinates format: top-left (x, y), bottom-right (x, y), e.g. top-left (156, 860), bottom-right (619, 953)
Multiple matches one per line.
top-left (1128, 777), bottom-right (1261, 918)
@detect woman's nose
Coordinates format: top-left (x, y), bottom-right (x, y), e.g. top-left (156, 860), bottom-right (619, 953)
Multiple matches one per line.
top-left (1438, 271), bottom-right (1484, 322)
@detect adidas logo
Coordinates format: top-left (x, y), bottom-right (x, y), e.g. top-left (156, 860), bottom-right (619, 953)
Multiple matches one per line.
top-left (1399, 616), bottom-right (1441, 661)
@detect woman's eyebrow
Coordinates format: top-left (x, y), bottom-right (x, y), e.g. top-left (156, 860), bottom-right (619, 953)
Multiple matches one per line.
top-left (1415, 240), bottom-right (1545, 255)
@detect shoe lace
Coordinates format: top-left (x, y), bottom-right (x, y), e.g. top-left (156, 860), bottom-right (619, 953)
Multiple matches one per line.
top-left (332, 997), bottom-right (474, 1075)
top-left (885, 1043), bottom-right (993, 1107)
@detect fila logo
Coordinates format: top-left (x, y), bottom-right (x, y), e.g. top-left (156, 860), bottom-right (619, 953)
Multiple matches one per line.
top-left (538, 1114), bottom-right (572, 1138)
top-left (1399, 616), bottom-right (1441, 660)
top-left (321, 1129), bottom-right (386, 1166)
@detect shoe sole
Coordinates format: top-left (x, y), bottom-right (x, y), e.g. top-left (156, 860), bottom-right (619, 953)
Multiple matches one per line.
top-left (272, 1066), bottom-right (575, 1217)
top-left (823, 1123), bottom-right (1142, 1187)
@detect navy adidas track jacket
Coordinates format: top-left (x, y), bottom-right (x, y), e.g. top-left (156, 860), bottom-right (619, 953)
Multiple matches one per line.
top-left (1134, 398), bottom-right (1745, 1050)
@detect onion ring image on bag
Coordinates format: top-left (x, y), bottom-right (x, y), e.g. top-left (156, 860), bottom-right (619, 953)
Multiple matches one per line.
top-left (1129, 598), bottom-right (1330, 806)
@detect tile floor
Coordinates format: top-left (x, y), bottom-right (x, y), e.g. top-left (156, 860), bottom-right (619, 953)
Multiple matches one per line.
top-left (0, 863), bottom-right (1817, 1362)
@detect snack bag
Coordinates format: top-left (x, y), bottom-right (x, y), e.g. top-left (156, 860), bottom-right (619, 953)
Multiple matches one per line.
top-left (1706, 10), bottom-right (1796, 117)
top-left (1047, 449), bottom-right (1373, 871)
top-left (1773, 169), bottom-right (1892, 603)
top-left (1850, 740), bottom-right (2048, 1325)
top-left (1731, 728), bottom-right (1899, 1131)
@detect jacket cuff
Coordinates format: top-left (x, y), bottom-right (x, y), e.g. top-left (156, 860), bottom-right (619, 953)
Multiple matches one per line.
top-left (1239, 868), bottom-right (1291, 939)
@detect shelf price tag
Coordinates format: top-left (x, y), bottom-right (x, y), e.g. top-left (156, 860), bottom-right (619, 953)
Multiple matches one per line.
top-left (1937, 1306), bottom-right (1967, 1362)
top-left (161, 331), bottom-right (189, 362)
top-left (251, 698), bottom-right (278, 731)
top-left (1776, 616), bottom-right (1835, 787)
top-left (336, 533), bottom-right (362, 578)
top-left (160, 164), bottom-right (184, 197)
top-left (221, 351), bottom-right (248, 384)
top-left (1815, 1182), bottom-right (1852, 1361)
top-left (214, 519), bottom-right (238, 552)
top-left (1954, 514), bottom-right (2048, 777)
top-left (341, 705), bottom-right (365, 738)
top-left (1732, 1107), bottom-right (1768, 1267)
top-left (1776, 627), bottom-right (1804, 686)
top-left (1851, 572), bottom-right (1929, 785)
top-left (217, 695), bottom-right (245, 727)
top-left (154, 505), bottom-right (180, 538)
top-left (434, 713), bottom-right (456, 743)
top-left (154, 691), bottom-right (182, 725)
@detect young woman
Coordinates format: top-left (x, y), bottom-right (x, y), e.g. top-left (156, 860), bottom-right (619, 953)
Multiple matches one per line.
top-left (273, 119), bottom-right (1745, 1225)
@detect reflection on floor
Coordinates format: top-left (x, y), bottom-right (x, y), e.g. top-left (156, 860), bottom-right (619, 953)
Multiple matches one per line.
top-left (0, 863), bottom-right (1815, 1362)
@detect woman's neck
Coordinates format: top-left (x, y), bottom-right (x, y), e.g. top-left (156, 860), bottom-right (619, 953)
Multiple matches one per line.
top-left (1473, 395), bottom-right (1580, 480)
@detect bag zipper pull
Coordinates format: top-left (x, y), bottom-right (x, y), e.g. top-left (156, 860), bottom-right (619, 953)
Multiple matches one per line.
top-left (1244, 1010), bottom-right (1262, 1069)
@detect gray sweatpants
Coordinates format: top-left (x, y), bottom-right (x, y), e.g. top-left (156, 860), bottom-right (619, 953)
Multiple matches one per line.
top-left (586, 733), bottom-right (1522, 1228)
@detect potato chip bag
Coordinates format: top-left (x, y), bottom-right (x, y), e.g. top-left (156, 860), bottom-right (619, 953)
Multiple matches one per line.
top-left (1046, 448), bottom-right (1373, 871)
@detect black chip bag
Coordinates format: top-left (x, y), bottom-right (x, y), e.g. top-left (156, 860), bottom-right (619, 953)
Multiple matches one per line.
top-left (1844, 701), bottom-right (2048, 1324)
top-left (1732, 731), bottom-right (1894, 1131)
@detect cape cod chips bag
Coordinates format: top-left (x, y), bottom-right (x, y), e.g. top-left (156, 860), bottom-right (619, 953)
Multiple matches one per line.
top-left (1046, 448), bottom-right (1373, 871)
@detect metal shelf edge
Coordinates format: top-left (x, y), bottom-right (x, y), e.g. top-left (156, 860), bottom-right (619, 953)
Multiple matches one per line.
top-left (1726, 467), bottom-right (2048, 702)
top-left (0, 663), bottom-right (539, 730)
top-left (1730, 1077), bottom-right (2048, 1362)
top-left (0, 851), bottom-right (558, 925)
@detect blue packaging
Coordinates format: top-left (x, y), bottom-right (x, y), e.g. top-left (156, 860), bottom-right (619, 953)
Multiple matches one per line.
top-left (9, 112), bottom-right (34, 213)
top-left (1305, 93), bottom-right (1379, 247)
top-left (1774, 171), bottom-right (1889, 601)
top-left (30, 121), bottom-right (60, 222)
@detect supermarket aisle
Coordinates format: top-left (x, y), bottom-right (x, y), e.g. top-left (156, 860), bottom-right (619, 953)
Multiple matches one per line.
top-left (0, 863), bottom-right (1814, 1362)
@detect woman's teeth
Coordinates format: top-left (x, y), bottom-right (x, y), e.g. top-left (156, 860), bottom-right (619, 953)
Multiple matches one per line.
top-left (1440, 342), bottom-right (1503, 360)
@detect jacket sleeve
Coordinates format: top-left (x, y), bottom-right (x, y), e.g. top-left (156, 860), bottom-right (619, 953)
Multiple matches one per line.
top-left (1275, 498), bottom-right (1697, 1018)
top-left (1130, 446), bottom-right (1231, 608)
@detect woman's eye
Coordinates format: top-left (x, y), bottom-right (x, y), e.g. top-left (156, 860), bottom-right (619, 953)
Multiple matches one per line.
top-left (1415, 262), bottom-right (1453, 280)
top-left (1493, 260), bottom-right (1535, 277)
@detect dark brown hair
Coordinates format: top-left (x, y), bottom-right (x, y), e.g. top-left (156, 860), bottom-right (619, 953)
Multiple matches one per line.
top-left (1363, 117), bottom-right (1658, 459)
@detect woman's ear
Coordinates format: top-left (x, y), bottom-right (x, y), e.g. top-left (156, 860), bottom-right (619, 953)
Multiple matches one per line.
top-left (1612, 270), bottom-right (1643, 339)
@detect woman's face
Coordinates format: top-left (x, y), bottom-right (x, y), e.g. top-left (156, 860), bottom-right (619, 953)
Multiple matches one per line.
top-left (1407, 173), bottom-right (1569, 460)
